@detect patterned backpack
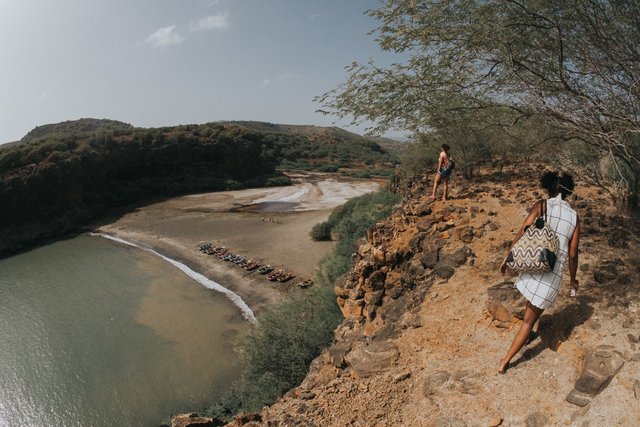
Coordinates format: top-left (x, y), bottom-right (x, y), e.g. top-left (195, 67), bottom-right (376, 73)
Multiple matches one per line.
top-left (506, 199), bottom-right (559, 273)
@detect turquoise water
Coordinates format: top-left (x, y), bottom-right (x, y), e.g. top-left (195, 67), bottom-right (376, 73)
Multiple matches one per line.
top-left (0, 236), bottom-right (248, 427)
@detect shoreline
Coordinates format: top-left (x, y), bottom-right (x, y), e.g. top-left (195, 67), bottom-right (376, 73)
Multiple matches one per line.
top-left (89, 232), bottom-right (257, 322)
top-left (92, 177), bottom-right (380, 316)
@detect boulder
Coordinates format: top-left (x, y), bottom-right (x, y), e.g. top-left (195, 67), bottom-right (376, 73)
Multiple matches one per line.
top-left (486, 281), bottom-right (527, 326)
top-left (524, 412), bottom-right (548, 427)
top-left (171, 413), bottom-right (224, 427)
top-left (454, 225), bottom-right (475, 243)
top-left (232, 413), bottom-right (262, 426)
top-left (566, 345), bottom-right (625, 406)
top-left (344, 341), bottom-right (400, 378)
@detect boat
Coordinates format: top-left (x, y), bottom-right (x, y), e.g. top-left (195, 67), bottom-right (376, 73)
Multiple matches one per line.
top-left (244, 262), bottom-right (259, 271)
top-left (298, 279), bottom-right (313, 288)
top-left (257, 265), bottom-right (273, 274)
top-left (277, 272), bottom-right (294, 282)
top-left (268, 269), bottom-right (283, 281)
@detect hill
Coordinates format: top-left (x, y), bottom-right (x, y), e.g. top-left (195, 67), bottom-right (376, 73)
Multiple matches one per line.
top-left (0, 119), bottom-right (398, 254)
top-left (182, 165), bottom-right (640, 426)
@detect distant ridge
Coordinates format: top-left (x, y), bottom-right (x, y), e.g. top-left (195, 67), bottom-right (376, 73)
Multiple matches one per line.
top-left (0, 118), bottom-right (400, 254)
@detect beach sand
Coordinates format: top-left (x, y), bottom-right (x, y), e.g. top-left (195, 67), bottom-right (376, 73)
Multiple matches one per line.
top-left (94, 176), bottom-right (380, 314)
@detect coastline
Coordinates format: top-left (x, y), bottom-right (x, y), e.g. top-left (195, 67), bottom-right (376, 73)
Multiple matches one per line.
top-left (92, 177), bottom-right (380, 316)
top-left (89, 232), bottom-right (257, 322)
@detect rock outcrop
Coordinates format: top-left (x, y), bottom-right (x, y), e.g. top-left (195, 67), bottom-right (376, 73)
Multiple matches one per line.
top-left (223, 165), bottom-right (640, 426)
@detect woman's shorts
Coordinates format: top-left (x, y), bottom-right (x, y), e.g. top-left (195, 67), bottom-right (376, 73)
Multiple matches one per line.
top-left (440, 167), bottom-right (451, 178)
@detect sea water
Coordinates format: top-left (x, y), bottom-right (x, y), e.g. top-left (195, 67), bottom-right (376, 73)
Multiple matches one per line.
top-left (0, 235), bottom-right (248, 427)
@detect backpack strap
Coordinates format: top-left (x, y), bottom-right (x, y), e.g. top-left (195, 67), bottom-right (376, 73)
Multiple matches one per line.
top-left (540, 199), bottom-right (547, 221)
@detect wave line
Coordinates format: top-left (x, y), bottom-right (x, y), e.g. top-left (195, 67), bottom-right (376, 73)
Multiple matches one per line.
top-left (88, 232), bottom-right (256, 323)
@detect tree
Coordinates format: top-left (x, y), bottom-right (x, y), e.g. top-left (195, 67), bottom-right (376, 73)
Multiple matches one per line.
top-left (317, 0), bottom-right (640, 208)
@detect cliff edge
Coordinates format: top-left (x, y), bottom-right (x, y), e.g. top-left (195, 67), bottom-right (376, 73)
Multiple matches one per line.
top-left (180, 165), bottom-right (640, 427)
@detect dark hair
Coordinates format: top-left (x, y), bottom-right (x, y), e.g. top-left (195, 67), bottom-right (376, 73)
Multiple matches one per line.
top-left (540, 171), bottom-right (575, 199)
top-left (442, 143), bottom-right (450, 152)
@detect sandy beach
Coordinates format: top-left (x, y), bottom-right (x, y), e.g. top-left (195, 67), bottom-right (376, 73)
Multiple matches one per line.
top-left (94, 175), bottom-right (380, 315)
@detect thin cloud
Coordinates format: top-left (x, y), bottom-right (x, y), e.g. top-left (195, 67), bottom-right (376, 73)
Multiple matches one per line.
top-left (190, 14), bottom-right (230, 32)
top-left (261, 73), bottom-right (300, 86)
top-left (310, 14), bottom-right (320, 21)
top-left (144, 25), bottom-right (185, 47)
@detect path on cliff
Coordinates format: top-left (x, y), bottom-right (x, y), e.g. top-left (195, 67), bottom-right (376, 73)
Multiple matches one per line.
top-left (212, 166), bottom-right (640, 427)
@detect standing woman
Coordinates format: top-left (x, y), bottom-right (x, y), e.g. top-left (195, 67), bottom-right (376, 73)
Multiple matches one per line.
top-left (498, 171), bottom-right (580, 373)
top-left (431, 144), bottom-right (452, 201)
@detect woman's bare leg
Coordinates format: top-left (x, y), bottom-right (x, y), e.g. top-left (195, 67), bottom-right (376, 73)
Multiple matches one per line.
top-left (431, 174), bottom-right (441, 199)
top-left (498, 302), bottom-right (544, 372)
top-left (442, 177), bottom-right (449, 201)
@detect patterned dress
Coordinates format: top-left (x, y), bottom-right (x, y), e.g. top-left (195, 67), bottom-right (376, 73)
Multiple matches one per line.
top-left (515, 194), bottom-right (578, 309)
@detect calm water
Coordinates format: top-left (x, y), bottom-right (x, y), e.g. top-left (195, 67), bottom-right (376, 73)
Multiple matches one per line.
top-left (0, 236), bottom-right (248, 427)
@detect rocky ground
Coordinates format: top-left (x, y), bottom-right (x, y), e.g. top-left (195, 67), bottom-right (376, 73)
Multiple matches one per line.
top-left (175, 165), bottom-right (640, 427)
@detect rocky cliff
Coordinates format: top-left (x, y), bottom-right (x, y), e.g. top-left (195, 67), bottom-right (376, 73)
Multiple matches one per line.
top-left (178, 164), bottom-right (640, 427)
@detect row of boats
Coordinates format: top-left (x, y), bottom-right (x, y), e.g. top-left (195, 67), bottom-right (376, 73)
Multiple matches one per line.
top-left (198, 242), bottom-right (296, 283)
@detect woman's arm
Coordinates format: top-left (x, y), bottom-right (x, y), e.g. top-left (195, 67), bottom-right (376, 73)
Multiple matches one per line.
top-left (436, 155), bottom-right (443, 174)
top-left (568, 216), bottom-right (580, 293)
top-left (500, 200), bottom-right (543, 274)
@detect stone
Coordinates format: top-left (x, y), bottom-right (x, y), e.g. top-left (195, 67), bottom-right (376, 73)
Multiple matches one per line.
top-left (436, 221), bottom-right (455, 232)
top-left (632, 353), bottom-right (640, 362)
top-left (488, 416), bottom-right (503, 427)
top-left (357, 243), bottom-right (372, 257)
top-left (233, 413), bottom-right (262, 426)
top-left (341, 299), bottom-right (364, 319)
top-left (413, 201), bottom-right (433, 216)
top-left (364, 270), bottom-right (386, 292)
top-left (393, 371), bottom-right (411, 383)
top-left (172, 413), bottom-right (224, 427)
top-left (628, 334), bottom-right (639, 344)
top-left (419, 247), bottom-right (440, 269)
top-left (328, 342), bottom-right (352, 368)
top-left (486, 281), bottom-right (527, 324)
top-left (364, 290), bottom-right (384, 305)
top-left (434, 417), bottom-right (467, 427)
top-left (432, 263), bottom-right (455, 280)
top-left (525, 411), bottom-right (548, 427)
top-left (455, 225), bottom-right (475, 243)
top-left (444, 245), bottom-right (473, 268)
top-left (566, 345), bottom-right (625, 406)
top-left (422, 371), bottom-right (451, 396)
top-left (334, 285), bottom-right (350, 299)
top-left (486, 221), bottom-right (499, 231)
top-left (373, 248), bottom-right (387, 265)
top-left (417, 218), bottom-right (436, 232)
top-left (634, 380), bottom-right (640, 400)
top-left (344, 341), bottom-right (400, 379)
top-left (298, 391), bottom-right (316, 400)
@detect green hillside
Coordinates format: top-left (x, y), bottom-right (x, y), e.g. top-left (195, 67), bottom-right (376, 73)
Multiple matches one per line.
top-left (0, 119), bottom-right (398, 253)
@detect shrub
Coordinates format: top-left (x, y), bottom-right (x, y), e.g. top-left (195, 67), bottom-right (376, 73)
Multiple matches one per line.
top-left (310, 222), bottom-right (332, 241)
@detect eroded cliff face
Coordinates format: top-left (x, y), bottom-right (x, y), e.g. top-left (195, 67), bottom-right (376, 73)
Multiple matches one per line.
top-left (191, 165), bottom-right (640, 427)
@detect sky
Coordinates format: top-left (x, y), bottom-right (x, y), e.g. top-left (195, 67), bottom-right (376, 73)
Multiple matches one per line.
top-left (0, 0), bottom-right (404, 144)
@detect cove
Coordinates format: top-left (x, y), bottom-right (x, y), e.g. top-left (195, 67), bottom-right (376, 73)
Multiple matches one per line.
top-left (0, 235), bottom-right (247, 426)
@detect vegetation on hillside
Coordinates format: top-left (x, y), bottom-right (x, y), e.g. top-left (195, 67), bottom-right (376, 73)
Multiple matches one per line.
top-left (0, 119), bottom-right (399, 253)
top-left (205, 188), bottom-right (399, 419)
top-left (317, 0), bottom-right (640, 209)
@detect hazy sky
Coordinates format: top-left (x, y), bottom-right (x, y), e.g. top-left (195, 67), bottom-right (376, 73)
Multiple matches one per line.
top-left (0, 0), bottom-right (403, 144)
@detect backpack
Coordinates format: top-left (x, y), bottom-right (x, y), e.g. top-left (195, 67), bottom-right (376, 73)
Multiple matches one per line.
top-left (447, 159), bottom-right (456, 171)
top-left (506, 199), bottom-right (559, 273)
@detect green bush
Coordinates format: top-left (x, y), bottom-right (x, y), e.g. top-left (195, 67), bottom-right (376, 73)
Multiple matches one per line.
top-left (310, 221), bottom-right (332, 241)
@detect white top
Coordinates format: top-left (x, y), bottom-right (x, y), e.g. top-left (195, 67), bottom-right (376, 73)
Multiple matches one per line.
top-left (515, 194), bottom-right (578, 309)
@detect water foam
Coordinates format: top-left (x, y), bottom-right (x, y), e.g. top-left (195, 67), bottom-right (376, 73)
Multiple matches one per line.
top-left (89, 233), bottom-right (256, 323)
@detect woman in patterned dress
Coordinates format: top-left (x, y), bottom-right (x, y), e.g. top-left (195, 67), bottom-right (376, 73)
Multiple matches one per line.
top-left (497, 172), bottom-right (581, 374)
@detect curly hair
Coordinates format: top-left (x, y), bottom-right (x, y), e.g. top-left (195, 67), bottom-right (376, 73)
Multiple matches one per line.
top-left (540, 171), bottom-right (574, 199)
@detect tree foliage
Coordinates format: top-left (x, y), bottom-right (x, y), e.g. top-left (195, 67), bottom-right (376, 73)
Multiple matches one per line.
top-left (317, 0), bottom-right (640, 208)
